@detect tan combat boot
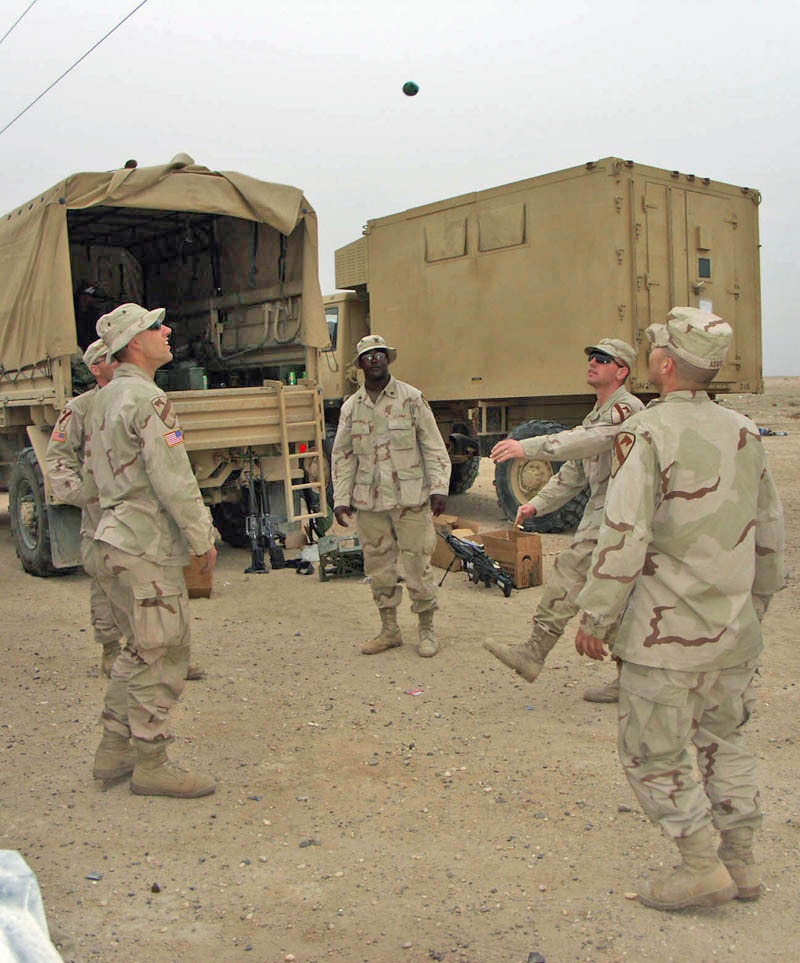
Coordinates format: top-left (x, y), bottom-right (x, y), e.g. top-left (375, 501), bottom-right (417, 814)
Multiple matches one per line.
top-left (418, 610), bottom-right (438, 658)
top-left (130, 741), bottom-right (216, 798)
top-left (101, 640), bottom-right (121, 678)
top-left (583, 660), bottom-right (621, 703)
top-left (93, 728), bottom-right (135, 783)
top-left (361, 608), bottom-right (403, 655)
top-left (719, 826), bottom-right (761, 900)
top-left (482, 638), bottom-right (545, 682)
top-left (638, 825), bottom-right (738, 911)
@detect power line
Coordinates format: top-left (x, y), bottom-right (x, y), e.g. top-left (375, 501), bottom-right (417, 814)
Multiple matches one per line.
top-left (0, 0), bottom-right (151, 138)
top-left (0, 0), bottom-right (38, 46)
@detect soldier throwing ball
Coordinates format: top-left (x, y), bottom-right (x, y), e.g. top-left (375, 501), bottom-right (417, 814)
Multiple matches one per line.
top-left (575, 307), bottom-right (785, 911)
top-left (332, 335), bottom-right (451, 657)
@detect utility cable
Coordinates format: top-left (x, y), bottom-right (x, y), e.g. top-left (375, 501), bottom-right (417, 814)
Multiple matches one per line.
top-left (0, 0), bottom-right (38, 46)
top-left (0, 0), bottom-right (151, 138)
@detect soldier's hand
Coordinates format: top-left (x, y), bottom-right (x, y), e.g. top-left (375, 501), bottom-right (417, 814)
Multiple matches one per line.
top-left (515, 503), bottom-right (537, 527)
top-left (199, 545), bottom-right (217, 574)
top-left (334, 505), bottom-right (354, 527)
top-left (430, 493), bottom-right (447, 517)
top-left (490, 438), bottom-right (524, 463)
top-left (575, 627), bottom-right (608, 661)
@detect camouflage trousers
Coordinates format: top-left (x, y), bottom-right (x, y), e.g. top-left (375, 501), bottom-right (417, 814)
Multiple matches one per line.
top-left (81, 535), bottom-right (122, 648)
top-left (356, 505), bottom-right (438, 614)
top-left (619, 659), bottom-right (761, 839)
top-left (530, 530), bottom-right (615, 656)
top-left (94, 542), bottom-right (191, 743)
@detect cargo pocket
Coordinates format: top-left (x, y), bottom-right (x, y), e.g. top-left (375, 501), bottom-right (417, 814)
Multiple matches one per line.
top-left (351, 420), bottom-right (372, 455)
top-left (619, 663), bottom-right (692, 760)
top-left (396, 466), bottom-right (424, 506)
top-left (131, 579), bottom-right (188, 650)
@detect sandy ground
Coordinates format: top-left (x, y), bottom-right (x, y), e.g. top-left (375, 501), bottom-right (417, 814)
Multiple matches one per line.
top-left (1, 377), bottom-right (799, 963)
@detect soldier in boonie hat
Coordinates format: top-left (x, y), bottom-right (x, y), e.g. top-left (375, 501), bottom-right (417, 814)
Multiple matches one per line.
top-left (584, 338), bottom-right (636, 370)
top-left (96, 302), bottom-right (166, 362)
top-left (646, 306), bottom-right (732, 371)
top-left (352, 334), bottom-right (397, 365)
top-left (82, 338), bottom-right (110, 369)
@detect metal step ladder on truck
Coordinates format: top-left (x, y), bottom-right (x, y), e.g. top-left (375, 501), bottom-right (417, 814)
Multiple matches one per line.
top-left (0, 154), bottom-right (329, 576)
top-left (319, 156), bottom-right (764, 531)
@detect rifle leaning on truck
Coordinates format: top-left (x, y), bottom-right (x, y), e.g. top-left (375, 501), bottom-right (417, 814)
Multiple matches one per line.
top-left (437, 531), bottom-right (514, 597)
top-left (243, 450), bottom-right (286, 573)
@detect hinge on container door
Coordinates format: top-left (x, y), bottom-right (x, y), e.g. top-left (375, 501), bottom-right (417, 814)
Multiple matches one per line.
top-left (725, 212), bottom-right (739, 230)
top-left (727, 283), bottom-right (741, 300)
top-left (634, 221), bottom-right (642, 239)
top-left (644, 274), bottom-right (659, 289)
top-left (616, 248), bottom-right (624, 265)
top-left (614, 195), bottom-right (623, 213)
top-left (617, 304), bottom-right (626, 323)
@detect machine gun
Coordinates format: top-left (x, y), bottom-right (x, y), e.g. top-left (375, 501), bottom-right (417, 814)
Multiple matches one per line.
top-left (244, 452), bottom-right (286, 574)
top-left (437, 531), bottom-right (514, 597)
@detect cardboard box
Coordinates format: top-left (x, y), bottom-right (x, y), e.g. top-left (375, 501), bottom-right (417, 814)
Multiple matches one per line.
top-left (478, 529), bottom-right (543, 589)
top-left (431, 514), bottom-right (482, 571)
top-left (184, 555), bottom-right (213, 599)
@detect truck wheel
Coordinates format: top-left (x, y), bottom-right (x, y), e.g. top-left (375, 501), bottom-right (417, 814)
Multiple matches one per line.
top-left (211, 501), bottom-right (251, 549)
top-left (493, 420), bottom-right (589, 533)
top-left (9, 448), bottom-right (58, 576)
top-left (449, 455), bottom-right (481, 495)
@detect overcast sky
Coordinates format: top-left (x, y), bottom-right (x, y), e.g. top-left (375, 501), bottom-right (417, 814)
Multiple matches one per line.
top-left (1, 0), bottom-right (797, 375)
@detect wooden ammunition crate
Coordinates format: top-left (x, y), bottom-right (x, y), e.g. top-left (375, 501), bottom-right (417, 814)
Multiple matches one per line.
top-left (477, 529), bottom-right (543, 589)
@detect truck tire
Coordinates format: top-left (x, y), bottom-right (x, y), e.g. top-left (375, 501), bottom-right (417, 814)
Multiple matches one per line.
top-left (494, 420), bottom-right (589, 534)
top-left (448, 455), bottom-right (481, 495)
top-left (211, 501), bottom-right (251, 549)
top-left (9, 447), bottom-right (58, 576)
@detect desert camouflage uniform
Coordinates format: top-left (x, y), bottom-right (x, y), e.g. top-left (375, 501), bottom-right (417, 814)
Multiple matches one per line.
top-left (85, 363), bottom-right (215, 743)
top-left (519, 385), bottom-right (643, 657)
top-left (332, 375), bottom-right (451, 613)
top-left (45, 387), bottom-right (122, 652)
top-left (577, 391), bottom-right (785, 838)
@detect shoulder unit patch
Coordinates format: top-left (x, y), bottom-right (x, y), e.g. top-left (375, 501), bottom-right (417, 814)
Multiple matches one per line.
top-left (611, 431), bottom-right (636, 477)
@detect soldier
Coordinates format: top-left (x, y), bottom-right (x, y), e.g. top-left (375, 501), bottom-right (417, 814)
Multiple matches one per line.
top-left (332, 335), bottom-right (451, 657)
top-left (485, 339), bottom-right (643, 699)
top-left (46, 340), bottom-right (123, 677)
top-left (575, 308), bottom-right (784, 911)
top-left (45, 341), bottom-right (206, 683)
top-left (86, 303), bottom-right (218, 798)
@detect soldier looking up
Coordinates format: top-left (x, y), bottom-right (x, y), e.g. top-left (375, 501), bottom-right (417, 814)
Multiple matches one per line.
top-left (575, 307), bottom-right (784, 911)
top-left (485, 338), bottom-right (643, 699)
top-left (86, 303), bottom-right (217, 798)
top-left (332, 335), bottom-right (451, 658)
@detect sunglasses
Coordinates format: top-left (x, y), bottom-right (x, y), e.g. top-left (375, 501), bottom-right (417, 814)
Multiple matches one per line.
top-left (361, 350), bottom-right (387, 362)
top-left (147, 320), bottom-right (163, 331)
top-left (588, 351), bottom-right (619, 366)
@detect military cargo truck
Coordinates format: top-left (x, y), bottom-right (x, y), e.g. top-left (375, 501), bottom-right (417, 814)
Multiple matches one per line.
top-left (323, 156), bottom-right (763, 531)
top-left (0, 154), bottom-right (329, 575)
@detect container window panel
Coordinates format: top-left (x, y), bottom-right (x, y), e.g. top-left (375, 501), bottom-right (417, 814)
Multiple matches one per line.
top-left (477, 203), bottom-right (526, 252)
top-left (425, 217), bottom-right (468, 262)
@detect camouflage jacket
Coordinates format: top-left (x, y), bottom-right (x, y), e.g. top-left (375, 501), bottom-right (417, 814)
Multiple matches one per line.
top-left (332, 375), bottom-right (451, 511)
top-left (45, 386), bottom-right (102, 537)
top-left (524, 386), bottom-right (644, 535)
top-left (577, 390), bottom-right (785, 670)
top-left (84, 364), bottom-right (215, 565)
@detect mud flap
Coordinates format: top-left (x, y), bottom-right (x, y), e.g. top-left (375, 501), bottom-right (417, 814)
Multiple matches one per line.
top-left (47, 504), bottom-right (82, 568)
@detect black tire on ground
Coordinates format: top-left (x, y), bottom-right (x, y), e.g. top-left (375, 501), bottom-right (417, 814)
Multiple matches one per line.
top-left (211, 501), bottom-right (251, 549)
top-left (448, 455), bottom-right (481, 495)
top-left (8, 447), bottom-right (58, 576)
top-left (493, 420), bottom-right (589, 533)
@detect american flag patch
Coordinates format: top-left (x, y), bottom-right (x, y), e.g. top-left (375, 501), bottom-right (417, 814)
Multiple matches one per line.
top-left (51, 430), bottom-right (67, 442)
top-left (164, 428), bottom-right (184, 447)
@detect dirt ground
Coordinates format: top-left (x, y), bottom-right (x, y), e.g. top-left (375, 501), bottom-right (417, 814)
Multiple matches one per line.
top-left (1, 377), bottom-right (799, 963)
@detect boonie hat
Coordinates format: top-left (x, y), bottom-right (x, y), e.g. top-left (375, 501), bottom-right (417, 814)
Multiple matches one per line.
top-left (82, 339), bottom-right (109, 368)
top-left (353, 334), bottom-right (397, 365)
top-left (646, 307), bottom-right (732, 370)
top-left (96, 302), bottom-right (166, 361)
top-left (584, 338), bottom-right (636, 369)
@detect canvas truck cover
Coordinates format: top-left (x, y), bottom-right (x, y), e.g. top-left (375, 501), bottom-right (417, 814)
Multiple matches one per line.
top-left (0, 154), bottom-right (328, 372)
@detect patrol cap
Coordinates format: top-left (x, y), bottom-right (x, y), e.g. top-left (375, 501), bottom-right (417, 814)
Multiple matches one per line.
top-left (96, 302), bottom-right (166, 361)
top-left (646, 306), bottom-right (732, 370)
top-left (82, 339), bottom-right (108, 368)
top-left (353, 334), bottom-right (397, 365)
top-left (584, 338), bottom-right (636, 369)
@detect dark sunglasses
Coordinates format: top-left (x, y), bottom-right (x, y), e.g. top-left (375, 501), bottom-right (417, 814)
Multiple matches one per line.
top-left (147, 320), bottom-right (163, 331)
top-left (588, 351), bottom-right (619, 366)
